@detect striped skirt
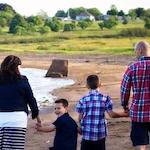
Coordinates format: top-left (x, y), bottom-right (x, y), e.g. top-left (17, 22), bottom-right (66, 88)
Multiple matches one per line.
top-left (0, 127), bottom-right (26, 150)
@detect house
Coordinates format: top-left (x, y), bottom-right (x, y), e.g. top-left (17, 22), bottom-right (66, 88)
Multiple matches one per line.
top-left (76, 12), bottom-right (95, 21)
top-left (100, 15), bottom-right (111, 20)
top-left (56, 17), bottom-right (73, 22)
top-left (56, 10), bottom-right (73, 22)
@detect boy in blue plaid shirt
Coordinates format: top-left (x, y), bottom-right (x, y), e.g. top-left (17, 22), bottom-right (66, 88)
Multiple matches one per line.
top-left (76, 75), bottom-right (128, 150)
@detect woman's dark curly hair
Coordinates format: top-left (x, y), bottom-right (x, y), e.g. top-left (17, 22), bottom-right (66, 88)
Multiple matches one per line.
top-left (0, 55), bottom-right (22, 82)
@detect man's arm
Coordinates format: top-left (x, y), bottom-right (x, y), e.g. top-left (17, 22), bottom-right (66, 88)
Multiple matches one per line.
top-left (107, 110), bottom-right (129, 118)
top-left (121, 67), bottom-right (132, 111)
top-left (77, 113), bottom-right (83, 135)
top-left (36, 124), bottom-right (55, 132)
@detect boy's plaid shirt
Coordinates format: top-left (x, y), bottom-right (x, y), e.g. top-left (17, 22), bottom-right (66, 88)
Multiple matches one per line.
top-left (76, 89), bottom-right (113, 141)
top-left (121, 56), bottom-right (150, 122)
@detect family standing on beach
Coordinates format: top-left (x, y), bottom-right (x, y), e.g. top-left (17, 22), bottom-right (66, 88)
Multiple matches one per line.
top-left (0, 41), bottom-right (149, 150)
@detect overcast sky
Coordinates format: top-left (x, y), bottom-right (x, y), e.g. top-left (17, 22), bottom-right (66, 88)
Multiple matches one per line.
top-left (0, 0), bottom-right (150, 16)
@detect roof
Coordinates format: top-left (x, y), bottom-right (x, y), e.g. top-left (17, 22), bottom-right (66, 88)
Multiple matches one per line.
top-left (77, 12), bottom-right (93, 17)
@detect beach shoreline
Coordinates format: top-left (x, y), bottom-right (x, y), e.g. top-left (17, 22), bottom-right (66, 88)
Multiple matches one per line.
top-left (0, 53), bottom-right (147, 150)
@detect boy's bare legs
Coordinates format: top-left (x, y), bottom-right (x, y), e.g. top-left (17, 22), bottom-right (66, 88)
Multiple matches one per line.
top-left (135, 145), bottom-right (146, 150)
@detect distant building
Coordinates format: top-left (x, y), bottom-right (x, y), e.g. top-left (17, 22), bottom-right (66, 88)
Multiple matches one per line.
top-left (76, 12), bottom-right (95, 21)
top-left (100, 15), bottom-right (111, 20)
top-left (56, 17), bottom-right (72, 21)
top-left (118, 16), bottom-right (124, 22)
top-left (56, 9), bottom-right (73, 22)
top-left (101, 15), bottom-right (131, 22)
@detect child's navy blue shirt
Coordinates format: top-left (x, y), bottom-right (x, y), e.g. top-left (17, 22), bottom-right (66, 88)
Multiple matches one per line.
top-left (53, 113), bottom-right (77, 150)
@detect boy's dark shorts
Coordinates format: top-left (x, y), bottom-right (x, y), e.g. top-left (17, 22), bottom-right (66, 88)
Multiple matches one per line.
top-left (81, 138), bottom-right (105, 150)
top-left (130, 122), bottom-right (150, 146)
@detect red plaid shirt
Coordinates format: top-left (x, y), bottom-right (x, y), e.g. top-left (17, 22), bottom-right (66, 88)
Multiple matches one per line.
top-left (121, 56), bottom-right (150, 122)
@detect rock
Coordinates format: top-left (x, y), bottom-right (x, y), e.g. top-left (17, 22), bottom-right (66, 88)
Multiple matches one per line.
top-left (46, 59), bottom-right (68, 78)
top-left (47, 72), bottom-right (63, 78)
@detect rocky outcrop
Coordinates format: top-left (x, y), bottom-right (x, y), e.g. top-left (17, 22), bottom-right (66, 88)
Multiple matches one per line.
top-left (45, 59), bottom-right (68, 78)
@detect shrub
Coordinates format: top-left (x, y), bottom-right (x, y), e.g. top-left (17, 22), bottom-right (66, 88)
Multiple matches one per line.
top-left (122, 17), bottom-right (129, 25)
top-left (9, 14), bottom-right (27, 34)
top-left (120, 28), bottom-right (150, 37)
top-left (14, 26), bottom-right (27, 35)
top-left (37, 45), bottom-right (49, 50)
top-left (98, 22), bottom-right (104, 30)
top-left (144, 19), bottom-right (150, 29)
top-left (63, 23), bottom-right (76, 31)
top-left (45, 18), bottom-right (62, 32)
top-left (78, 21), bottom-right (89, 30)
top-left (39, 26), bottom-right (50, 34)
top-left (103, 16), bottom-right (118, 29)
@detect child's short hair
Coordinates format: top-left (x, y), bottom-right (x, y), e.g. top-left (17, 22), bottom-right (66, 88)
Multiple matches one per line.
top-left (87, 75), bottom-right (99, 89)
top-left (55, 98), bottom-right (69, 107)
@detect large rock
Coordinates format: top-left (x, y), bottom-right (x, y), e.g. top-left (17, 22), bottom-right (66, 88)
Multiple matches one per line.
top-left (45, 59), bottom-right (68, 78)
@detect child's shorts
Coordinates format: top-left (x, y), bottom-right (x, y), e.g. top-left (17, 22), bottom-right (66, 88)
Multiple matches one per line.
top-left (81, 138), bottom-right (105, 150)
top-left (130, 122), bottom-right (150, 146)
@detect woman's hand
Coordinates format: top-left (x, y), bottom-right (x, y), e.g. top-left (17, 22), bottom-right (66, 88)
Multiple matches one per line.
top-left (36, 116), bottom-right (42, 127)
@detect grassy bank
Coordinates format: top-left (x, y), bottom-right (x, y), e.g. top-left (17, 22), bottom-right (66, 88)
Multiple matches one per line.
top-left (0, 21), bottom-right (149, 55)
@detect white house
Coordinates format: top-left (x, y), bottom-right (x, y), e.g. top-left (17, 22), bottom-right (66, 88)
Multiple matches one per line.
top-left (76, 12), bottom-right (95, 21)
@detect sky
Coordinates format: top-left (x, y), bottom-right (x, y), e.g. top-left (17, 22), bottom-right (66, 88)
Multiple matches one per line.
top-left (0, 0), bottom-right (150, 17)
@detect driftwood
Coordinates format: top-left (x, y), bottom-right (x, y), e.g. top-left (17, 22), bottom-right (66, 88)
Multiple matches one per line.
top-left (45, 59), bottom-right (68, 78)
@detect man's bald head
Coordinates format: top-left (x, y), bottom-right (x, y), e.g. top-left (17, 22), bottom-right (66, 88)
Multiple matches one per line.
top-left (134, 41), bottom-right (150, 58)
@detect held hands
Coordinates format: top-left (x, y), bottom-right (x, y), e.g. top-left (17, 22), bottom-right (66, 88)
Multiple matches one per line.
top-left (35, 122), bottom-right (42, 131)
top-left (36, 116), bottom-right (42, 127)
top-left (123, 108), bottom-right (130, 117)
top-left (77, 122), bottom-right (82, 135)
top-left (123, 111), bottom-right (129, 117)
top-left (35, 116), bottom-right (42, 131)
top-left (77, 127), bottom-right (82, 135)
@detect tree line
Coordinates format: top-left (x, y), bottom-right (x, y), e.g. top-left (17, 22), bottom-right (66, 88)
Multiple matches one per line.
top-left (0, 3), bottom-right (150, 35)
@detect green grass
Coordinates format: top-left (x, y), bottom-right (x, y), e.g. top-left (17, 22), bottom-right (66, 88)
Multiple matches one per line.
top-left (0, 20), bottom-right (149, 55)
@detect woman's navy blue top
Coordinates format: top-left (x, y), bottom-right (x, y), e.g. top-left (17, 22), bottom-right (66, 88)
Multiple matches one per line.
top-left (0, 75), bottom-right (39, 119)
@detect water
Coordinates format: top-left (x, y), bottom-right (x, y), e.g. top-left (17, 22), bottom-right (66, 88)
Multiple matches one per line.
top-left (20, 68), bottom-right (74, 106)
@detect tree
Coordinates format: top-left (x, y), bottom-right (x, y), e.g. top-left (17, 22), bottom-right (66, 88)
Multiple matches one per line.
top-left (14, 26), bottom-right (27, 35)
top-left (118, 10), bottom-right (125, 16)
top-left (63, 23), bottom-right (76, 31)
top-left (144, 19), bottom-right (150, 29)
top-left (128, 8), bottom-right (145, 19)
top-left (0, 17), bottom-right (7, 27)
top-left (87, 8), bottom-right (102, 20)
top-left (143, 9), bottom-right (150, 20)
top-left (39, 26), bottom-right (50, 34)
top-left (55, 10), bottom-right (67, 17)
top-left (9, 14), bottom-right (27, 34)
top-left (103, 16), bottom-right (118, 29)
top-left (107, 5), bottom-right (118, 16)
top-left (69, 7), bottom-right (86, 19)
top-left (0, 3), bottom-right (16, 26)
top-left (128, 9), bottom-right (137, 20)
top-left (27, 16), bottom-right (44, 26)
top-left (135, 8), bottom-right (145, 18)
top-left (78, 21), bottom-right (89, 30)
top-left (98, 22), bottom-right (104, 30)
top-left (0, 3), bottom-right (16, 14)
top-left (45, 18), bottom-right (62, 32)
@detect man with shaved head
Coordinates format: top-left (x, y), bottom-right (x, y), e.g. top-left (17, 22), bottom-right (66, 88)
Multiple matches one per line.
top-left (121, 41), bottom-right (150, 150)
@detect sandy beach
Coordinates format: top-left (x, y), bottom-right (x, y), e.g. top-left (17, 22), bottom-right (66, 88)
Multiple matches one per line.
top-left (0, 53), bottom-right (149, 150)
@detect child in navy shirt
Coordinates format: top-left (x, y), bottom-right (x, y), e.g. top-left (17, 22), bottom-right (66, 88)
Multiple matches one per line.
top-left (36, 99), bottom-right (78, 150)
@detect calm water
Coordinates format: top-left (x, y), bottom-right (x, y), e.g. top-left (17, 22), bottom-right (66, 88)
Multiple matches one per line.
top-left (20, 68), bottom-right (74, 106)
